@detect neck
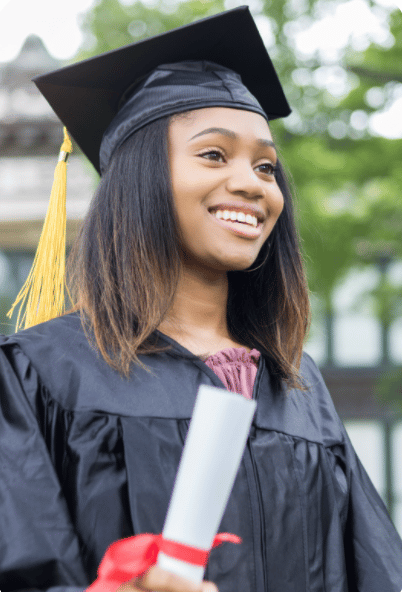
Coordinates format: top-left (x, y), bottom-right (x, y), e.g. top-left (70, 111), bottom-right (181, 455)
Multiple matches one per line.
top-left (159, 266), bottom-right (230, 341)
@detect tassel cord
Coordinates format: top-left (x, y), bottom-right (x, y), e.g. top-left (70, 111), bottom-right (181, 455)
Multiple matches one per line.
top-left (7, 128), bottom-right (72, 331)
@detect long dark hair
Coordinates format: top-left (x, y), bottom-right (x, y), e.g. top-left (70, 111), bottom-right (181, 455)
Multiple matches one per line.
top-left (67, 113), bottom-right (310, 390)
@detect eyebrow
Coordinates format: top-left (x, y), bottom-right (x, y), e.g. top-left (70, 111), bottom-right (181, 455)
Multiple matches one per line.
top-left (189, 127), bottom-right (276, 149)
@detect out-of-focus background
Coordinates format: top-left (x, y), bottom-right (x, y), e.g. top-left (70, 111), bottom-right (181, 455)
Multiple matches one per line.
top-left (1, 0), bottom-right (402, 532)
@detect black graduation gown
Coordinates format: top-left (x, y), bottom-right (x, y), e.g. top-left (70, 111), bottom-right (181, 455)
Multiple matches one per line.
top-left (1, 313), bottom-right (401, 592)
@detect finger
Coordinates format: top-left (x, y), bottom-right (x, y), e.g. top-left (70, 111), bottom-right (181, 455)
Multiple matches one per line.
top-left (134, 565), bottom-right (218, 592)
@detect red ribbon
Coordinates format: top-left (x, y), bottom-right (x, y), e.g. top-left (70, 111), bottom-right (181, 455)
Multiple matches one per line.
top-left (86, 532), bottom-right (242, 592)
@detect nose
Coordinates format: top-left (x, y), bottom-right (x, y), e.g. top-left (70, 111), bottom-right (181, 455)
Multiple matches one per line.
top-left (225, 160), bottom-right (264, 199)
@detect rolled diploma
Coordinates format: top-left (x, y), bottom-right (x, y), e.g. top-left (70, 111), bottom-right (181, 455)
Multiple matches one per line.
top-left (157, 384), bottom-right (257, 583)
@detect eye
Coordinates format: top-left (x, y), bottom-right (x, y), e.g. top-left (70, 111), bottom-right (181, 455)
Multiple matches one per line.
top-left (256, 162), bottom-right (277, 176)
top-left (198, 149), bottom-right (225, 162)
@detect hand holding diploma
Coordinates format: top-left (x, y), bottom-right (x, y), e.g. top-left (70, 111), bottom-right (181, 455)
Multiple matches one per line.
top-left (89, 385), bottom-right (256, 592)
top-left (117, 564), bottom-right (218, 592)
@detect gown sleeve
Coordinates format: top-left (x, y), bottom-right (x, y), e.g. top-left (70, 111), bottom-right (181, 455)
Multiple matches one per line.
top-left (327, 419), bottom-right (402, 591)
top-left (0, 336), bottom-right (89, 592)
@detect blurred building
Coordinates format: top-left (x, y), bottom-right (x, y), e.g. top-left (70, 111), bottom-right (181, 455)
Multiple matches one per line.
top-left (0, 35), bottom-right (95, 249)
top-left (0, 35), bottom-right (94, 333)
top-left (0, 35), bottom-right (401, 534)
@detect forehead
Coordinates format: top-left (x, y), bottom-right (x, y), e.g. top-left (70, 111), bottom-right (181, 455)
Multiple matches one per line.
top-left (169, 107), bottom-right (272, 141)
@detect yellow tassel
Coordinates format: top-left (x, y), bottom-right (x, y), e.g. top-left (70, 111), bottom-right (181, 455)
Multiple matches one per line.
top-left (7, 127), bottom-right (73, 331)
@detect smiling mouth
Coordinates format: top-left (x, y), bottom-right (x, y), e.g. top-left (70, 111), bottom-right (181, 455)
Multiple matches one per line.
top-left (208, 210), bottom-right (263, 238)
top-left (212, 211), bottom-right (258, 227)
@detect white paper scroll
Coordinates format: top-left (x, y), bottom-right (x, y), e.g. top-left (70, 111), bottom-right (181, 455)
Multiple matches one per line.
top-left (157, 384), bottom-right (257, 583)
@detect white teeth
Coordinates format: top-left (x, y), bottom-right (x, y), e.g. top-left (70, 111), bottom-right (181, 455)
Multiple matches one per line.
top-left (211, 209), bottom-right (258, 227)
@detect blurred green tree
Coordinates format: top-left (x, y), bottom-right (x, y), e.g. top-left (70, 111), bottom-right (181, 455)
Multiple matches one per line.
top-left (76, 0), bottom-right (225, 59)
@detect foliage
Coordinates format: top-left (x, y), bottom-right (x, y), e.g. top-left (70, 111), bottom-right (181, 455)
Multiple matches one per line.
top-left (264, 3), bottom-right (402, 305)
top-left (75, 0), bottom-right (225, 59)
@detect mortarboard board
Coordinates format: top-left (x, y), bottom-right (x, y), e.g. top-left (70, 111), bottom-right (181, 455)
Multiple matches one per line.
top-left (9, 5), bottom-right (291, 331)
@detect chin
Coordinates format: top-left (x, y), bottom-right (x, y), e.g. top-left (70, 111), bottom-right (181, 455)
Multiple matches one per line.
top-left (189, 250), bottom-right (260, 273)
top-left (220, 257), bottom-right (258, 271)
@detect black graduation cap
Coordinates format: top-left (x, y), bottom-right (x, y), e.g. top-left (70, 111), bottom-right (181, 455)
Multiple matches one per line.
top-left (34, 5), bottom-right (290, 174)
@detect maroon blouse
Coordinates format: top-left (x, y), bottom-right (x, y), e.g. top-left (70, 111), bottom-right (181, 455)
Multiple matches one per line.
top-left (204, 347), bottom-right (261, 399)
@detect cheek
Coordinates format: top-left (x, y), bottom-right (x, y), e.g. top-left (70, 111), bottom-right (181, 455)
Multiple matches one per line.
top-left (269, 186), bottom-right (285, 220)
top-left (275, 185), bottom-right (285, 217)
top-left (170, 177), bottom-right (202, 237)
top-left (170, 158), bottom-right (202, 205)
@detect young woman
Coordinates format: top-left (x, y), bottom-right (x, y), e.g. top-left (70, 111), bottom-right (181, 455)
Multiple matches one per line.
top-left (1, 7), bottom-right (401, 592)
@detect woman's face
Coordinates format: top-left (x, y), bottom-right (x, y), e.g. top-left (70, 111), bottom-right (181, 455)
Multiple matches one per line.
top-left (168, 107), bottom-right (284, 273)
